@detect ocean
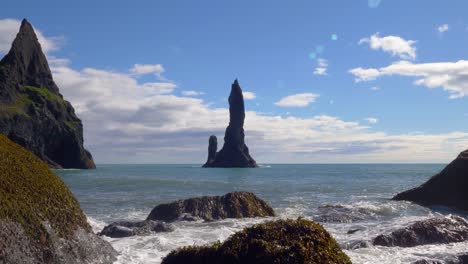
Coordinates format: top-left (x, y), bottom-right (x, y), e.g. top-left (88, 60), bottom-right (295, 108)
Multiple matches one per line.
top-left (56, 164), bottom-right (468, 264)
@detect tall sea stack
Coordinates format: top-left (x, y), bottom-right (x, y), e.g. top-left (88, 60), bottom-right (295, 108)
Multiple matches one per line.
top-left (203, 80), bottom-right (258, 168)
top-left (0, 19), bottom-right (95, 169)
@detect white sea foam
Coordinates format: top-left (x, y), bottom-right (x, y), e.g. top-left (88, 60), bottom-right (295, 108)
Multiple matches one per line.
top-left (87, 200), bottom-right (468, 264)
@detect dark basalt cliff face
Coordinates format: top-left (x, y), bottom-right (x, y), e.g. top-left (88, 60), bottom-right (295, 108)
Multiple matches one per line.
top-left (203, 80), bottom-right (257, 168)
top-left (0, 19), bottom-right (95, 169)
top-left (393, 149), bottom-right (468, 210)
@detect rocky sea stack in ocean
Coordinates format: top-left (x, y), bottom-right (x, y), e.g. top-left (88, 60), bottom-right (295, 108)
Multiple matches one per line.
top-left (393, 149), bottom-right (468, 211)
top-left (203, 80), bottom-right (257, 168)
top-left (0, 19), bottom-right (95, 169)
top-left (0, 134), bottom-right (116, 263)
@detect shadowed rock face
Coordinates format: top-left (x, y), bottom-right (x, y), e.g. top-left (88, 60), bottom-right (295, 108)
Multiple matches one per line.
top-left (203, 80), bottom-right (257, 168)
top-left (146, 192), bottom-right (275, 222)
top-left (373, 216), bottom-right (468, 247)
top-left (393, 149), bottom-right (468, 210)
top-left (0, 19), bottom-right (95, 169)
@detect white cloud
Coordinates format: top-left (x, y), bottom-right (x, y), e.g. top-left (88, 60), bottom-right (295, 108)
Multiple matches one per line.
top-left (314, 59), bottom-right (328, 76)
top-left (437, 24), bottom-right (449, 33)
top-left (182, 90), bottom-right (204, 96)
top-left (350, 60), bottom-right (468, 98)
top-left (274, 93), bottom-right (320, 107)
top-left (0, 18), bottom-right (60, 54)
top-left (242, 91), bottom-right (256, 100)
top-left (48, 61), bottom-right (468, 163)
top-left (364, 117), bottom-right (378, 124)
top-left (370, 86), bottom-right (381, 91)
top-left (130, 64), bottom-right (165, 77)
top-left (359, 33), bottom-right (417, 60)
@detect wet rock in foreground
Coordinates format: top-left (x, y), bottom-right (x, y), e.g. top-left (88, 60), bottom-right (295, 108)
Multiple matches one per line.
top-left (147, 192), bottom-right (275, 222)
top-left (162, 218), bottom-right (352, 264)
top-left (373, 216), bottom-right (468, 247)
top-left (98, 220), bottom-right (174, 238)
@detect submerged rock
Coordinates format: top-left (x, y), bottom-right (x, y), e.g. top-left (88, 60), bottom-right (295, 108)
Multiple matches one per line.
top-left (162, 218), bottom-right (351, 264)
top-left (203, 80), bottom-right (258, 168)
top-left (373, 216), bottom-right (468, 247)
top-left (314, 204), bottom-right (374, 223)
top-left (0, 19), bottom-right (95, 169)
top-left (393, 149), bottom-right (468, 211)
top-left (0, 134), bottom-right (116, 263)
top-left (99, 220), bottom-right (174, 238)
top-left (146, 192), bottom-right (275, 222)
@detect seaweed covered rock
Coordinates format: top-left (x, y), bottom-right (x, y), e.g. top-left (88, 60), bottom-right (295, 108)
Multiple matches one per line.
top-left (162, 218), bottom-right (352, 264)
top-left (203, 80), bottom-right (258, 168)
top-left (0, 134), bottom-right (116, 263)
top-left (373, 216), bottom-right (468, 247)
top-left (147, 192), bottom-right (275, 222)
top-left (98, 220), bottom-right (174, 238)
top-left (393, 149), bottom-right (468, 210)
top-left (0, 19), bottom-right (95, 169)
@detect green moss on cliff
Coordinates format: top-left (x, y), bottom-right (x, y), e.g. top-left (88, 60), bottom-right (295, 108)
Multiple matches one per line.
top-left (162, 218), bottom-right (352, 264)
top-left (23, 85), bottom-right (64, 103)
top-left (0, 94), bottom-right (32, 117)
top-left (0, 134), bottom-right (90, 244)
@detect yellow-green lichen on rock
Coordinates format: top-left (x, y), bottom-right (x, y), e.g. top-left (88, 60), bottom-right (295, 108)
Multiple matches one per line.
top-left (0, 134), bottom-right (116, 264)
top-left (0, 133), bottom-right (90, 242)
top-left (162, 218), bottom-right (352, 264)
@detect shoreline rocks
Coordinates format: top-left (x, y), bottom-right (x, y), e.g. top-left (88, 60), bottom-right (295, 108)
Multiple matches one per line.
top-left (147, 192), bottom-right (275, 222)
top-left (0, 19), bottom-right (95, 169)
top-left (162, 218), bottom-right (351, 264)
top-left (373, 215), bottom-right (468, 247)
top-left (98, 220), bottom-right (174, 238)
top-left (393, 149), bottom-right (468, 211)
top-left (203, 80), bottom-right (258, 168)
top-left (0, 134), bottom-right (116, 263)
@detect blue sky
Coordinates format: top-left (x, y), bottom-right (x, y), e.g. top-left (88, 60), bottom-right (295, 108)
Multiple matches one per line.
top-left (1, 0), bottom-right (468, 163)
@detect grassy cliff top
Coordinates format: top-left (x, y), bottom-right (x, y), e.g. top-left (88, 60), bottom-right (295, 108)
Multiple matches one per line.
top-left (0, 134), bottom-right (90, 243)
top-left (162, 218), bottom-right (351, 264)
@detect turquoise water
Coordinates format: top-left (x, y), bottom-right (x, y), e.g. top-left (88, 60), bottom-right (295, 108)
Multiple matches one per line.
top-left (56, 164), bottom-right (468, 264)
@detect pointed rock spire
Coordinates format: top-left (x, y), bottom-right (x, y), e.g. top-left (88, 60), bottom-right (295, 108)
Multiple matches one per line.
top-left (0, 19), bottom-right (95, 169)
top-left (1, 18), bottom-right (59, 94)
top-left (203, 80), bottom-right (257, 168)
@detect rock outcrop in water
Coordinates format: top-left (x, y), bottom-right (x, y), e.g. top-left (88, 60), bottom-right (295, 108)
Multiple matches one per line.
top-left (162, 218), bottom-right (352, 264)
top-left (146, 192), bottom-right (275, 222)
top-left (0, 19), bottom-right (95, 169)
top-left (373, 216), bottom-right (468, 247)
top-left (0, 134), bottom-right (116, 263)
top-left (393, 149), bottom-right (468, 210)
top-left (203, 80), bottom-right (258, 168)
top-left (98, 220), bottom-right (174, 238)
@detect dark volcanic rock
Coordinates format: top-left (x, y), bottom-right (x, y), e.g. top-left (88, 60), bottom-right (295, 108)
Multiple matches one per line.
top-left (393, 150), bottom-right (468, 211)
top-left (205, 135), bottom-right (217, 165)
top-left (0, 134), bottom-right (116, 264)
top-left (203, 80), bottom-right (257, 168)
top-left (373, 216), bottom-right (468, 247)
top-left (99, 220), bottom-right (174, 238)
top-left (146, 192), bottom-right (275, 222)
top-left (162, 218), bottom-right (352, 264)
top-left (0, 19), bottom-right (95, 169)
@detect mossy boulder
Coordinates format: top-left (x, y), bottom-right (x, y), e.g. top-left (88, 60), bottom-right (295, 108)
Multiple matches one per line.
top-left (162, 218), bottom-right (352, 264)
top-left (147, 192), bottom-right (275, 222)
top-left (0, 134), bottom-right (116, 263)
